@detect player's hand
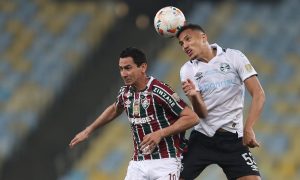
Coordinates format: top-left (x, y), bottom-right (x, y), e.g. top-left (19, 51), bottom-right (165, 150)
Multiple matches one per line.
top-left (69, 127), bottom-right (92, 148)
top-left (243, 127), bottom-right (260, 148)
top-left (140, 130), bottom-right (163, 154)
top-left (182, 79), bottom-right (197, 97)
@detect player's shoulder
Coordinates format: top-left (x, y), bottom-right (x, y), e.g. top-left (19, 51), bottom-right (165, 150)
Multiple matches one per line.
top-left (151, 78), bottom-right (174, 95)
top-left (180, 60), bottom-right (194, 73)
top-left (118, 85), bottom-right (129, 95)
top-left (151, 78), bottom-right (169, 89)
top-left (181, 60), bottom-right (194, 69)
top-left (225, 48), bottom-right (245, 58)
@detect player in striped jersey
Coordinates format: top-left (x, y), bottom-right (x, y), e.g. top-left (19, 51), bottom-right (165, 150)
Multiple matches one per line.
top-left (69, 47), bottom-right (200, 179)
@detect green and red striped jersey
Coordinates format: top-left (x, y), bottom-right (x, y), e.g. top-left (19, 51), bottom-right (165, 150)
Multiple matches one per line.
top-left (116, 76), bottom-right (188, 161)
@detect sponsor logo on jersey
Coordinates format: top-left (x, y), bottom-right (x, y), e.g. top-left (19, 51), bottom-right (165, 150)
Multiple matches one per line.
top-left (128, 115), bottom-right (154, 124)
top-left (194, 72), bottom-right (203, 80)
top-left (172, 93), bottom-right (181, 102)
top-left (219, 63), bottom-right (231, 73)
top-left (199, 79), bottom-right (235, 92)
top-left (153, 87), bottom-right (176, 107)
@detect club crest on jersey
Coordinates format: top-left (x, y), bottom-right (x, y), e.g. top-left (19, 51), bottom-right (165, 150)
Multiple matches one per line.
top-left (219, 63), bottom-right (231, 73)
top-left (194, 72), bottom-right (203, 81)
top-left (141, 98), bottom-right (150, 109)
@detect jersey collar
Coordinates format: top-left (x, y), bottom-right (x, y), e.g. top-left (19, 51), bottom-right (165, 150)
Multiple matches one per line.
top-left (190, 43), bottom-right (224, 64)
top-left (210, 43), bottom-right (224, 56)
top-left (129, 76), bottom-right (154, 92)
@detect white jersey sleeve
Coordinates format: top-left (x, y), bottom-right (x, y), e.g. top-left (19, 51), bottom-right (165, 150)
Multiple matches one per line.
top-left (229, 49), bottom-right (257, 81)
top-left (180, 61), bottom-right (200, 91)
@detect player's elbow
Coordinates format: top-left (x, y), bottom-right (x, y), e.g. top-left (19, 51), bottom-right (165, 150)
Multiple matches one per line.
top-left (191, 112), bottom-right (200, 126)
top-left (198, 109), bottom-right (208, 119)
top-left (194, 108), bottom-right (208, 119)
top-left (182, 107), bottom-right (200, 128)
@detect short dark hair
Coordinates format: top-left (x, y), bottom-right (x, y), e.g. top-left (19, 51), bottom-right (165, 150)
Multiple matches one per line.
top-left (176, 23), bottom-right (206, 38)
top-left (119, 47), bottom-right (147, 67)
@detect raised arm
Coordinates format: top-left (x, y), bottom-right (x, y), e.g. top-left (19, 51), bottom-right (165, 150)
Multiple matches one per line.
top-left (243, 76), bottom-right (265, 148)
top-left (182, 79), bottom-right (208, 118)
top-left (69, 103), bottom-right (123, 148)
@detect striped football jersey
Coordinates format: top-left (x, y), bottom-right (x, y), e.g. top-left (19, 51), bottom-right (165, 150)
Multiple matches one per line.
top-left (116, 76), bottom-right (187, 161)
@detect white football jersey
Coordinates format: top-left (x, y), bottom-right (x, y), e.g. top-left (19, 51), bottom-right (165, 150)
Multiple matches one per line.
top-left (180, 44), bottom-right (257, 137)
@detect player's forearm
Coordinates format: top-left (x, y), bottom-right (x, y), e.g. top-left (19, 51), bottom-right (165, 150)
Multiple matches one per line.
top-left (160, 108), bottom-right (199, 138)
top-left (244, 90), bottom-right (265, 130)
top-left (87, 104), bottom-right (121, 132)
top-left (188, 93), bottom-right (207, 119)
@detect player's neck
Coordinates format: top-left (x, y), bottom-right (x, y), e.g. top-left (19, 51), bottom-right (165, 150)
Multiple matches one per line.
top-left (133, 76), bottom-right (149, 91)
top-left (199, 47), bottom-right (216, 63)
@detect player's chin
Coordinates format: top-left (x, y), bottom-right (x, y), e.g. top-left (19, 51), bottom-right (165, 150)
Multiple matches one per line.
top-left (187, 53), bottom-right (195, 60)
top-left (185, 52), bottom-right (192, 59)
top-left (123, 80), bottom-right (133, 86)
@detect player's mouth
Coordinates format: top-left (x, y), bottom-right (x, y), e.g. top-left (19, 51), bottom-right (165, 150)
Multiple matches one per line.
top-left (185, 49), bottom-right (193, 58)
top-left (123, 78), bottom-right (132, 84)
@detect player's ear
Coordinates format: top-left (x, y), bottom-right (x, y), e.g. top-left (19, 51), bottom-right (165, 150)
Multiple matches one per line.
top-left (141, 63), bottom-right (147, 73)
top-left (202, 33), bottom-right (208, 42)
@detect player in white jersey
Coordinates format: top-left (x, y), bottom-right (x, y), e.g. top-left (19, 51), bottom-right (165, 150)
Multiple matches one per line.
top-left (176, 24), bottom-right (265, 180)
top-left (69, 47), bottom-right (200, 180)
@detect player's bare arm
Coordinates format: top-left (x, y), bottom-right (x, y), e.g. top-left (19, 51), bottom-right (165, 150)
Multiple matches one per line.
top-left (182, 79), bottom-right (208, 118)
top-left (140, 106), bottom-right (199, 152)
top-left (69, 103), bottom-right (123, 148)
top-left (243, 76), bottom-right (265, 148)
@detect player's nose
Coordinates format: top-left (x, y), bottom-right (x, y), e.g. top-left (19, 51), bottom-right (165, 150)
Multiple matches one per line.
top-left (120, 70), bottom-right (128, 77)
top-left (183, 43), bottom-right (189, 50)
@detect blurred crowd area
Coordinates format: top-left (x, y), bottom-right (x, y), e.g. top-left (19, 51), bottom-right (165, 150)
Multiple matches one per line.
top-left (0, 0), bottom-right (299, 180)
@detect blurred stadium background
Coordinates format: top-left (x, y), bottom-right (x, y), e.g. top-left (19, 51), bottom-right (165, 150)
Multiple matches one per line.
top-left (0, 0), bottom-right (299, 179)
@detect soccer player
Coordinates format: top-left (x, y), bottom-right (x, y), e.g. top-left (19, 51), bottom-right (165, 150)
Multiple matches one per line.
top-left (69, 47), bottom-right (200, 180)
top-left (176, 24), bottom-right (265, 180)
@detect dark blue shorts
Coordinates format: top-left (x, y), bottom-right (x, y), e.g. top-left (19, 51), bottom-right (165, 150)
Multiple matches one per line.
top-left (180, 130), bottom-right (260, 180)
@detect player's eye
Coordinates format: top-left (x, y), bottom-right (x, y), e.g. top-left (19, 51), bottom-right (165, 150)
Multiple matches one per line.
top-left (124, 66), bottom-right (132, 71)
top-left (179, 41), bottom-right (183, 46)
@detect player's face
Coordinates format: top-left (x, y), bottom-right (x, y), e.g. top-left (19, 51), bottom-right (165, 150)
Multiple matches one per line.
top-left (178, 29), bottom-right (207, 60)
top-left (119, 57), bottom-right (146, 86)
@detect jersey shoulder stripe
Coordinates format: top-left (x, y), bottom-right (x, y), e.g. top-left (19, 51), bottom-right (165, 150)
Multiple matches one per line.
top-left (116, 85), bottom-right (130, 108)
top-left (151, 79), bottom-right (175, 94)
top-left (117, 85), bottom-right (128, 95)
top-left (152, 85), bottom-right (176, 106)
